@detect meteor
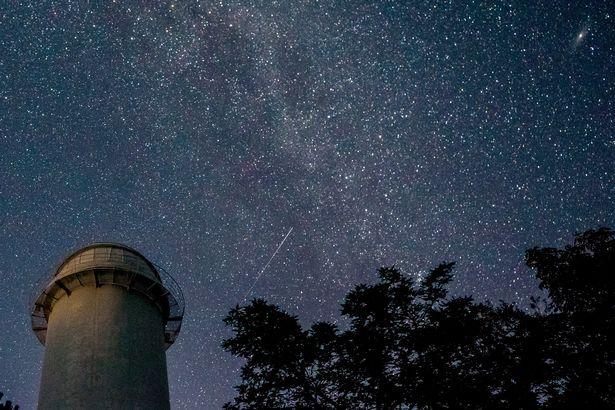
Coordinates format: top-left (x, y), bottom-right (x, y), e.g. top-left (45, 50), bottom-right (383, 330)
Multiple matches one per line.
top-left (242, 226), bottom-right (293, 302)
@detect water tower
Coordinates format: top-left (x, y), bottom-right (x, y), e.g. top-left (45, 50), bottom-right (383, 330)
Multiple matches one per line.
top-left (30, 243), bottom-right (184, 409)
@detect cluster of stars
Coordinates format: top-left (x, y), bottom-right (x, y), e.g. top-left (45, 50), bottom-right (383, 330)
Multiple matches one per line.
top-left (0, 1), bottom-right (613, 409)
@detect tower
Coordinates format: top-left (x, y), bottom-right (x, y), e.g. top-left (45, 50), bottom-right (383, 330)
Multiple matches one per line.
top-left (30, 243), bottom-right (184, 410)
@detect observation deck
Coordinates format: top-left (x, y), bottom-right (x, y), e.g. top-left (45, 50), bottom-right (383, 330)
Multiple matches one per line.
top-left (30, 243), bottom-right (184, 350)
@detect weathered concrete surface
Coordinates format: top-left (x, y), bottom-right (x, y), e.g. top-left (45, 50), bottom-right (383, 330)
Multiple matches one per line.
top-left (38, 285), bottom-right (170, 410)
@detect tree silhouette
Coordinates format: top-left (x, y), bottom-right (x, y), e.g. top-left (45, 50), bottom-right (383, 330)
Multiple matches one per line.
top-left (526, 227), bottom-right (615, 407)
top-left (223, 300), bottom-right (341, 408)
top-left (224, 228), bottom-right (615, 409)
top-left (526, 227), bottom-right (615, 313)
top-left (0, 393), bottom-right (18, 410)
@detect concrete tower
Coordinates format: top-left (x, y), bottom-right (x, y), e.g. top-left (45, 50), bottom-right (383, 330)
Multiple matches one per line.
top-left (31, 243), bottom-right (184, 410)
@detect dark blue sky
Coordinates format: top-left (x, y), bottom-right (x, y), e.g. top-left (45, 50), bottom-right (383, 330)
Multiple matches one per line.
top-left (1, 1), bottom-right (613, 408)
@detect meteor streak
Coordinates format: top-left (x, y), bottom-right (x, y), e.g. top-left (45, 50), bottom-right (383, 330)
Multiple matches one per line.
top-left (242, 226), bottom-right (293, 302)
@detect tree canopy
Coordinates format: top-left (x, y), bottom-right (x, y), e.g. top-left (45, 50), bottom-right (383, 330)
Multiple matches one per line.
top-left (0, 393), bottom-right (18, 410)
top-left (223, 227), bottom-right (615, 409)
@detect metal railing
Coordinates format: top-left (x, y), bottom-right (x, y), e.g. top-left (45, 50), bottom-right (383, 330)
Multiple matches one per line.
top-left (29, 247), bottom-right (185, 350)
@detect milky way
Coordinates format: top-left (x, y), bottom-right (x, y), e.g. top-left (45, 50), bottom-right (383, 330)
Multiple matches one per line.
top-left (0, 1), bottom-right (613, 408)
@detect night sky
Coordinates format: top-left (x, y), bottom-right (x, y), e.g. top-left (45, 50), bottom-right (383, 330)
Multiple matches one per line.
top-left (1, 1), bottom-right (613, 408)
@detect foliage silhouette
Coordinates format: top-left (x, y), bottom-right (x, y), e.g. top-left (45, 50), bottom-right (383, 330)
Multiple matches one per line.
top-left (0, 393), bottom-right (18, 410)
top-left (224, 228), bottom-right (614, 409)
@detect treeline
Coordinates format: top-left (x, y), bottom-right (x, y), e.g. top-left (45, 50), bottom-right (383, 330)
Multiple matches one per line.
top-left (223, 228), bottom-right (614, 409)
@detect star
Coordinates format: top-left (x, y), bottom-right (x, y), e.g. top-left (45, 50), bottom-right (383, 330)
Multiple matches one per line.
top-left (0, 1), bottom-right (613, 408)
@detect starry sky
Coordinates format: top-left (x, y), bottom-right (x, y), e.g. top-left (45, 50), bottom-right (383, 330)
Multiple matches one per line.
top-left (0, 1), bottom-right (613, 408)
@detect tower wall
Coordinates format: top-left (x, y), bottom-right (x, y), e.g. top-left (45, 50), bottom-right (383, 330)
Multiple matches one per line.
top-left (38, 285), bottom-right (170, 410)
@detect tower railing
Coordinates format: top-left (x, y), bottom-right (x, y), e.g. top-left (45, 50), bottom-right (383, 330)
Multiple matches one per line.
top-left (30, 248), bottom-right (185, 350)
